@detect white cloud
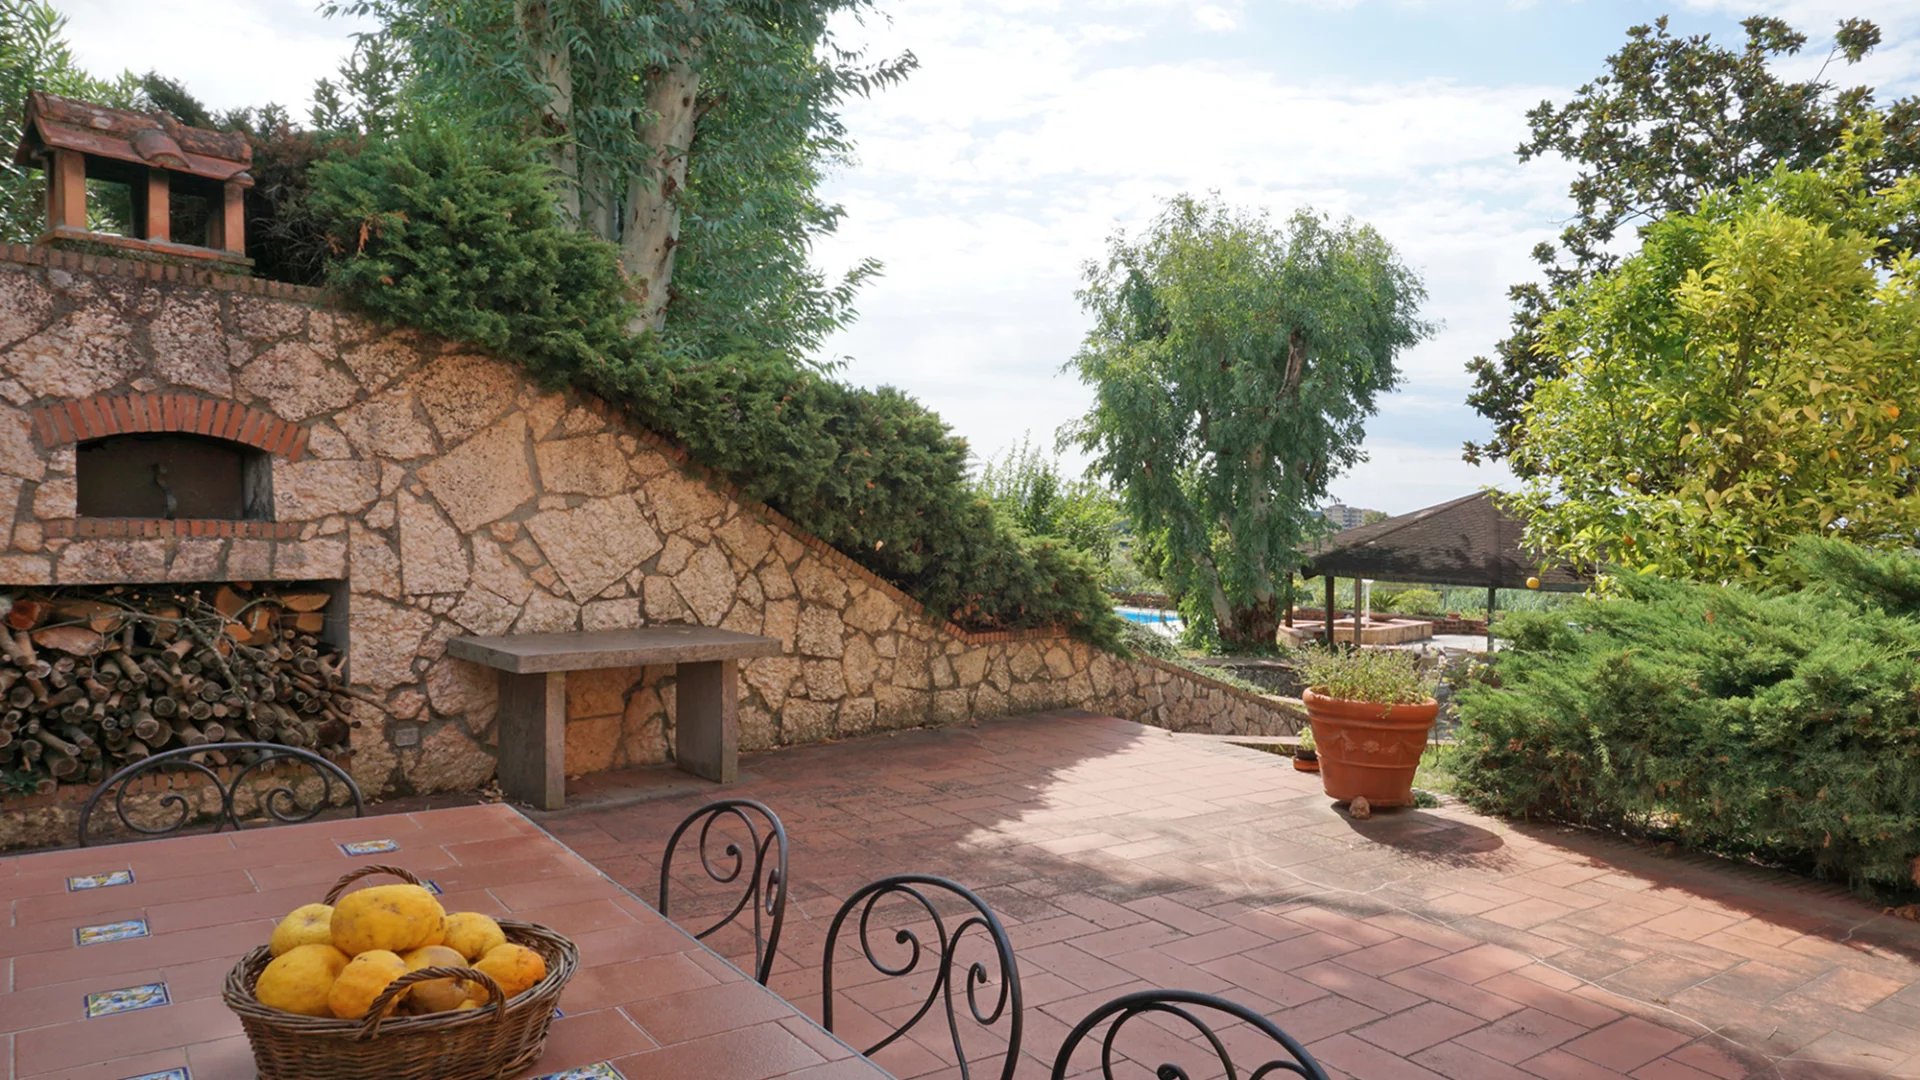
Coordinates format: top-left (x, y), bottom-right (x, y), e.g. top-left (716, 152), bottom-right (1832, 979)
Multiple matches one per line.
top-left (818, 1), bottom-right (1570, 512)
top-left (54, 0), bottom-right (370, 117)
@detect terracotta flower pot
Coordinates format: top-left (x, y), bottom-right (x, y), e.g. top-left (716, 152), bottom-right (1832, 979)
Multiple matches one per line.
top-left (1302, 688), bottom-right (1439, 808)
top-left (1292, 755), bottom-right (1320, 774)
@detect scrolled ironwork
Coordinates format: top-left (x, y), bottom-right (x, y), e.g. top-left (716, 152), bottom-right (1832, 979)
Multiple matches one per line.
top-left (658, 798), bottom-right (789, 986)
top-left (822, 874), bottom-right (1022, 1080)
top-left (1049, 989), bottom-right (1330, 1080)
top-left (77, 741), bottom-right (362, 847)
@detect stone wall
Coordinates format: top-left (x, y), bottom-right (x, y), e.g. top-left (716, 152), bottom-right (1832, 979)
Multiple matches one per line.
top-left (0, 246), bottom-right (1301, 839)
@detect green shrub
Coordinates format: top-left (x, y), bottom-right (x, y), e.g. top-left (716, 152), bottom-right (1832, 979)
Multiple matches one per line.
top-left (1382, 588), bottom-right (1443, 616)
top-left (1298, 647), bottom-right (1435, 704)
top-left (1453, 543), bottom-right (1920, 895)
top-left (312, 126), bottom-right (1123, 649)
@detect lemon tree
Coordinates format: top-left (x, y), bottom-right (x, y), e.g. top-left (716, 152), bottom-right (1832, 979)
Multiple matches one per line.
top-left (1511, 120), bottom-right (1920, 583)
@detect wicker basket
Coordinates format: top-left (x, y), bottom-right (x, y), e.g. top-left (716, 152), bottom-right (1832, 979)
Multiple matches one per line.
top-left (222, 865), bottom-right (579, 1080)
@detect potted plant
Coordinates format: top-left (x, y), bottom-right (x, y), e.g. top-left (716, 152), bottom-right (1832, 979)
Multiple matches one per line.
top-left (1298, 647), bottom-right (1438, 807)
top-left (1292, 727), bottom-right (1319, 772)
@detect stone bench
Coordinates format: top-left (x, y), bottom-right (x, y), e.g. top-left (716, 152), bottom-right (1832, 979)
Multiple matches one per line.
top-left (448, 627), bottom-right (782, 810)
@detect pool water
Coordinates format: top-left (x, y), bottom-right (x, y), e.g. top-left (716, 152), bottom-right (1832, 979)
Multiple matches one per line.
top-left (1115, 606), bottom-right (1185, 635)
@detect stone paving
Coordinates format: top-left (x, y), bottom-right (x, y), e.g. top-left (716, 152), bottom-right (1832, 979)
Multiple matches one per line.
top-left (541, 710), bottom-right (1920, 1079)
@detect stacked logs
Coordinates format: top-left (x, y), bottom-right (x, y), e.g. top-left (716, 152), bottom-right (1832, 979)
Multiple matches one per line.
top-left (0, 584), bottom-right (356, 795)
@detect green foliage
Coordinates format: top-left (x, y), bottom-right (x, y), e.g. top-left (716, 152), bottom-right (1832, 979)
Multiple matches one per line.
top-left (1453, 548), bottom-right (1920, 895)
top-left (1298, 646), bottom-right (1435, 705)
top-left (1465, 14), bottom-right (1918, 466)
top-left (333, 0), bottom-right (912, 356)
top-left (1380, 588), bottom-right (1443, 616)
top-left (1512, 137), bottom-right (1920, 584)
top-left (0, 0), bottom-right (137, 242)
top-left (1116, 620), bottom-right (1180, 661)
top-left (313, 126), bottom-right (1123, 649)
top-left (974, 434), bottom-right (1123, 568)
top-left (1066, 194), bottom-right (1431, 648)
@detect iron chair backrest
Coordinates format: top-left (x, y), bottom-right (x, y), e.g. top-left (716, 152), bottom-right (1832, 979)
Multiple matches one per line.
top-left (658, 798), bottom-right (789, 986)
top-left (1049, 988), bottom-right (1331, 1080)
top-left (78, 741), bottom-right (362, 847)
top-left (822, 873), bottom-right (1022, 1080)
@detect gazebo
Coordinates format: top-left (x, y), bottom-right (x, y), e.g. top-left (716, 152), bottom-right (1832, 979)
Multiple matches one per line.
top-left (1296, 490), bottom-right (1585, 647)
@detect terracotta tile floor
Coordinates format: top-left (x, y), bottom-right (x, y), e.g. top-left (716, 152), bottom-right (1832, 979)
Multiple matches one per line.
top-left (541, 710), bottom-right (1920, 1079)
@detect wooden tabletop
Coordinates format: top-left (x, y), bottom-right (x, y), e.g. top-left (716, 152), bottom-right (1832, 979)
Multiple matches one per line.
top-left (0, 803), bottom-right (889, 1080)
top-left (447, 628), bottom-right (783, 673)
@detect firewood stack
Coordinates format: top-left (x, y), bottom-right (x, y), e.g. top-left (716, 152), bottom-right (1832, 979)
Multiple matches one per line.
top-left (0, 583), bottom-right (356, 796)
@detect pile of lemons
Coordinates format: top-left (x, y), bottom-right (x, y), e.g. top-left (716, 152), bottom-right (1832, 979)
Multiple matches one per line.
top-left (253, 881), bottom-right (547, 1019)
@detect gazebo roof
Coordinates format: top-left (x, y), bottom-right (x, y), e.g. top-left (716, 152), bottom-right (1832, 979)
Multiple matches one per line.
top-left (1301, 490), bottom-right (1585, 591)
top-left (12, 91), bottom-right (252, 184)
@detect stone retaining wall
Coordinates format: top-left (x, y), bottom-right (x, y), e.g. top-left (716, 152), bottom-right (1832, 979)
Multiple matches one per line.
top-left (0, 248), bottom-right (1301, 845)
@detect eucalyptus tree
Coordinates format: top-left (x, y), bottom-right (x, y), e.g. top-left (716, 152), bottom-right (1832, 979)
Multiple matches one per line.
top-left (328, 0), bottom-right (912, 353)
top-left (1065, 195), bottom-right (1431, 648)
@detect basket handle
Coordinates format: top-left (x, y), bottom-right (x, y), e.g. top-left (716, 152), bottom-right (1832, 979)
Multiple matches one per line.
top-left (354, 965), bottom-right (508, 1041)
top-left (324, 864), bottom-right (426, 905)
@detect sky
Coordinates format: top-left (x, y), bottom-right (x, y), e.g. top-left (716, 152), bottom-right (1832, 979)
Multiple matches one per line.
top-left (49, 0), bottom-right (1920, 514)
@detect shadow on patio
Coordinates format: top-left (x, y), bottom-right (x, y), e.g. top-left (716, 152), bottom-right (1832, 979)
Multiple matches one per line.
top-left (537, 710), bottom-right (1920, 1079)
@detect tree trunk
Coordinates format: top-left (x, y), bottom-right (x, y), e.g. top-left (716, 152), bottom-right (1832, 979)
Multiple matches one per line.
top-left (515, 0), bottom-right (579, 223)
top-left (1219, 598), bottom-right (1279, 650)
top-left (621, 61), bottom-right (700, 333)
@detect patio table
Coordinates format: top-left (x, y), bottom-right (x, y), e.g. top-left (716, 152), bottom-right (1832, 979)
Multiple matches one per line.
top-left (0, 802), bottom-right (888, 1080)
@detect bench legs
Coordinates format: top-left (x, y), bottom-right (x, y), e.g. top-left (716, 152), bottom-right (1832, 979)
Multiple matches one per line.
top-left (498, 670), bottom-right (567, 811)
top-left (676, 658), bottom-right (738, 783)
top-left (493, 660), bottom-right (739, 810)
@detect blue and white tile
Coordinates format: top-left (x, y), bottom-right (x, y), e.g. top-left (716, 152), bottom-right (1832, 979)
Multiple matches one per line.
top-left (67, 869), bottom-right (134, 891)
top-left (528, 1065), bottom-right (622, 1080)
top-left (85, 982), bottom-right (170, 1018)
top-left (120, 1068), bottom-right (189, 1080)
top-left (339, 839), bottom-right (399, 857)
top-left (77, 918), bottom-right (151, 946)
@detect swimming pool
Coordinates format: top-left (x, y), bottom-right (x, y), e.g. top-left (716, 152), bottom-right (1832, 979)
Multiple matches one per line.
top-left (1115, 606), bottom-right (1184, 635)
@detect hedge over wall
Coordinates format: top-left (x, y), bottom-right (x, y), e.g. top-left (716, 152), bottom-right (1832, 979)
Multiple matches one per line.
top-left (1453, 538), bottom-right (1920, 896)
top-left (311, 127), bottom-right (1123, 648)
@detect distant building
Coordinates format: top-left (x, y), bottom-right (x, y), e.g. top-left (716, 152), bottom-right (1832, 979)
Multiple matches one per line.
top-left (1320, 503), bottom-right (1381, 530)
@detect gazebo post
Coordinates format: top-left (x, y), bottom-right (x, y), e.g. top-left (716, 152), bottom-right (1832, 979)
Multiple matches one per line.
top-left (1324, 576), bottom-right (1336, 648)
top-left (1486, 585), bottom-right (1497, 652)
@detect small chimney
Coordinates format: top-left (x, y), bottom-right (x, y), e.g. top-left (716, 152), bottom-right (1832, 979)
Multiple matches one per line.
top-left (11, 91), bottom-right (254, 266)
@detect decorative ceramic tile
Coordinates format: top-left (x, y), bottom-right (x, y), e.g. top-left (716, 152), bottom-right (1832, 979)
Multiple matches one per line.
top-left (67, 869), bottom-right (134, 891)
top-left (527, 1064), bottom-right (621, 1080)
top-left (85, 982), bottom-right (170, 1018)
top-left (339, 839), bottom-right (398, 856)
top-left (76, 918), bottom-right (150, 946)
top-left (424, 879), bottom-right (443, 895)
top-left (551, 1007), bottom-right (565, 1019)
top-left (120, 1068), bottom-right (189, 1080)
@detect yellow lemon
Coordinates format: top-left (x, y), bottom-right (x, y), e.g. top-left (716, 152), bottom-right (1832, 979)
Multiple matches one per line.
top-left (441, 912), bottom-right (507, 962)
top-left (329, 884), bottom-right (446, 957)
top-left (269, 903), bottom-right (335, 958)
top-left (400, 944), bottom-right (474, 1014)
top-left (327, 949), bottom-right (408, 1019)
top-left (254, 943), bottom-right (349, 1017)
top-left (471, 942), bottom-right (546, 1000)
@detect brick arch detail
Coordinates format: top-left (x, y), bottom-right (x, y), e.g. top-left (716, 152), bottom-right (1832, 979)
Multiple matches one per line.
top-left (31, 392), bottom-right (310, 461)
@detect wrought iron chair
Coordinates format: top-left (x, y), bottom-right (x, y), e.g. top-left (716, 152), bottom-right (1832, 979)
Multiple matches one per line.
top-left (822, 874), bottom-right (1022, 1080)
top-left (77, 741), bottom-right (362, 847)
top-left (658, 798), bottom-right (789, 986)
top-left (1049, 989), bottom-right (1330, 1080)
